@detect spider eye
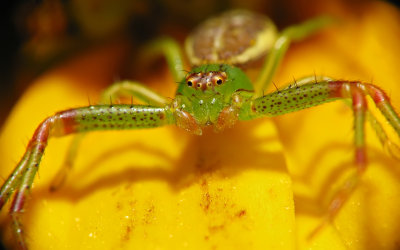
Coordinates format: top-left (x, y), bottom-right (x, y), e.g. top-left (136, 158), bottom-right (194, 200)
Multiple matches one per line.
top-left (211, 72), bottom-right (227, 86)
top-left (213, 77), bottom-right (225, 86)
top-left (187, 80), bottom-right (193, 87)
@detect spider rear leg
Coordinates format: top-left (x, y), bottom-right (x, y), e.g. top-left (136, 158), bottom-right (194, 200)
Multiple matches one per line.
top-left (254, 16), bottom-right (334, 96)
top-left (49, 132), bottom-right (83, 191)
top-left (137, 37), bottom-right (187, 83)
top-left (50, 81), bottom-right (169, 191)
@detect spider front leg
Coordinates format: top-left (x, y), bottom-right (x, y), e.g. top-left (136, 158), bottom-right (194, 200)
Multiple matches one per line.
top-left (50, 80), bottom-right (170, 191)
top-left (254, 16), bottom-right (334, 96)
top-left (49, 39), bottom-right (185, 191)
top-left (293, 76), bottom-right (400, 160)
top-left (51, 41), bottom-right (178, 190)
top-left (239, 79), bottom-right (400, 237)
top-left (0, 104), bottom-right (174, 249)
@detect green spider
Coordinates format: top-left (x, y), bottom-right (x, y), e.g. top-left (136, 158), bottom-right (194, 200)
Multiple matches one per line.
top-left (1, 10), bottom-right (400, 249)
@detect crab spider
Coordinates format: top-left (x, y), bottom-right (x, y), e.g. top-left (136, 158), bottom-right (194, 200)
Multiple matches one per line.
top-left (0, 10), bottom-right (399, 249)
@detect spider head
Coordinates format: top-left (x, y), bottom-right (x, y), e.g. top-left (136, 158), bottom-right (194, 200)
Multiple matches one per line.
top-left (173, 64), bottom-right (254, 134)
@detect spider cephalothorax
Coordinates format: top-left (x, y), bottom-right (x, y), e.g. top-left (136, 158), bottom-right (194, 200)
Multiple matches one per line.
top-left (173, 64), bottom-right (254, 134)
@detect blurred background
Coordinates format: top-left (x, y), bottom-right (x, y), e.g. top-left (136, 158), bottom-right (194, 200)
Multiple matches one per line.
top-left (0, 0), bottom-right (399, 124)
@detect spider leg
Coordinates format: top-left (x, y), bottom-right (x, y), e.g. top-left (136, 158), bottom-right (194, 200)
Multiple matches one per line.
top-left (1, 104), bottom-right (174, 248)
top-left (308, 86), bottom-right (368, 238)
top-left (139, 37), bottom-right (187, 83)
top-left (7, 116), bottom-right (56, 249)
top-left (283, 76), bottom-right (400, 159)
top-left (51, 38), bottom-right (184, 190)
top-left (10, 143), bottom-right (49, 250)
top-left (0, 150), bottom-right (31, 210)
top-left (100, 80), bottom-right (169, 106)
top-left (254, 16), bottom-right (335, 97)
top-left (50, 81), bottom-right (169, 191)
top-left (367, 111), bottom-right (400, 160)
top-left (238, 78), bottom-right (400, 237)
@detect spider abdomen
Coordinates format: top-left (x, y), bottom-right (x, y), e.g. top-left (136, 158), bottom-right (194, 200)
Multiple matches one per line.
top-left (185, 10), bottom-right (278, 67)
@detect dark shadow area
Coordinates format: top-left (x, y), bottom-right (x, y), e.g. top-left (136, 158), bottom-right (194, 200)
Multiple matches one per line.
top-left (30, 119), bottom-right (284, 203)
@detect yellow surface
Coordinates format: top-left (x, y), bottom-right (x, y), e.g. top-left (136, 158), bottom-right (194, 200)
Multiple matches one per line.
top-left (1, 2), bottom-right (400, 250)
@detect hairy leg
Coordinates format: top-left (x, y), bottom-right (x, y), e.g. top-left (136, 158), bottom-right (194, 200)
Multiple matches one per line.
top-left (284, 75), bottom-right (400, 159)
top-left (0, 104), bottom-right (173, 248)
top-left (139, 37), bottom-right (187, 83)
top-left (50, 83), bottom-right (169, 190)
top-left (239, 78), bottom-right (400, 236)
top-left (50, 38), bottom-right (185, 190)
top-left (254, 16), bottom-right (335, 97)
